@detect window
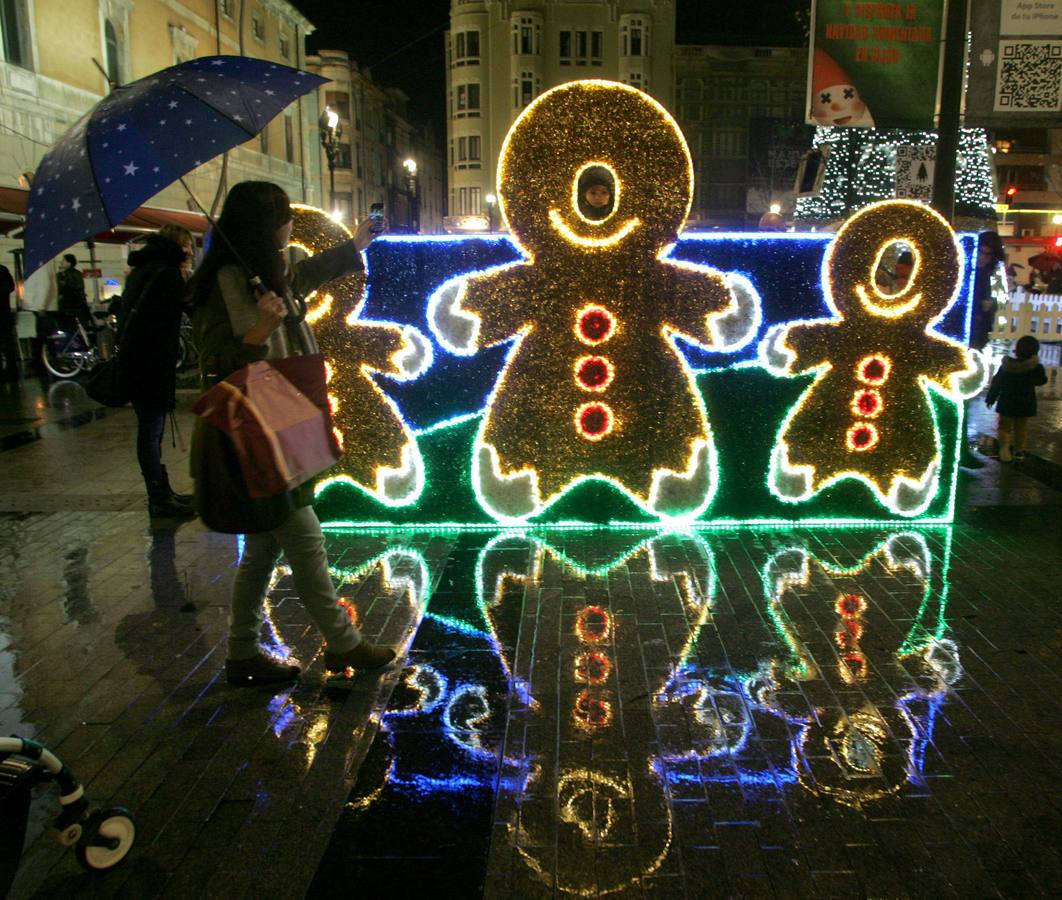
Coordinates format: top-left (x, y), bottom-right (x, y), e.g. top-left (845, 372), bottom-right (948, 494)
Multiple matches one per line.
top-left (333, 192), bottom-right (352, 221)
top-left (453, 30), bottom-right (480, 65)
top-left (252, 10), bottom-right (264, 43)
top-left (284, 114), bottom-right (295, 163)
top-left (170, 24), bottom-right (198, 65)
top-left (626, 72), bottom-right (647, 91)
top-left (1011, 317), bottom-right (1019, 332)
top-left (1, 0), bottom-right (30, 68)
top-left (1057, 319), bottom-right (1062, 335)
top-left (336, 143), bottom-right (351, 169)
top-left (468, 135), bottom-right (480, 161)
top-left (630, 22), bottom-right (643, 56)
top-left (259, 124), bottom-right (269, 154)
top-left (1044, 318), bottom-right (1052, 334)
top-left (279, 33), bottom-right (290, 60)
top-left (470, 186), bottom-right (481, 213)
top-left (559, 30), bottom-right (571, 64)
top-left (219, 0), bottom-right (234, 19)
top-left (325, 91), bottom-right (350, 122)
top-left (104, 20), bottom-right (121, 86)
top-left (516, 70), bottom-right (535, 107)
top-left (514, 17), bottom-right (537, 55)
top-left (458, 187), bottom-right (469, 214)
top-left (456, 83), bottom-right (480, 117)
top-left (356, 142), bottom-right (363, 177)
top-left (560, 29), bottom-right (599, 65)
top-left (1031, 317), bottom-right (1038, 333)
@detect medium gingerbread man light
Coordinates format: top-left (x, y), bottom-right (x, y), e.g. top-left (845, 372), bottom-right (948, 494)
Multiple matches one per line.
top-left (289, 205), bottom-right (432, 506)
top-left (759, 200), bottom-right (986, 516)
top-left (429, 80), bottom-right (760, 522)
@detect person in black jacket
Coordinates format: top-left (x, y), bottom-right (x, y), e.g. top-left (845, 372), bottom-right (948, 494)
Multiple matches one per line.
top-left (985, 335), bottom-right (1048, 462)
top-left (118, 225), bottom-right (197, 517)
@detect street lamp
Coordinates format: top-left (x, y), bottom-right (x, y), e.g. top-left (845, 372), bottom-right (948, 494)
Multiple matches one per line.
top-left (403, 158), bottom-right (419, 233)
top-left (318, 106), bottom-right (342, 217)
top-left (485, 192), bottom-right (497, 232)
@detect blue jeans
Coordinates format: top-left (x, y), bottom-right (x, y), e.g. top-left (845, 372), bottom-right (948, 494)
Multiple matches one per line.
top-left (133, 403), bottom-right (166, 483)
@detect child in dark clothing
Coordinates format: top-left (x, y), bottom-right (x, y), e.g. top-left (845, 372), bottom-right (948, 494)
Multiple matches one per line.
top-left (985, 335), bottom-right (1048, 462)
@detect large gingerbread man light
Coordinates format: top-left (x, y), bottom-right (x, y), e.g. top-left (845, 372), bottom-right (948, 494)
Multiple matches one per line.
top-left (759, 200), bottom-right (986, 516)
top-left (289, 205), bottom-right (432, 505)
top-left (429, 80), bottom-right (760, 522)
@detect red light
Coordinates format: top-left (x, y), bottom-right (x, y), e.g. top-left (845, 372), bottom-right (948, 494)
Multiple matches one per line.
top-left (1054, 236), bottom-right (1062, 249)
top-left (1005, 185), bottom-right (1018, 197)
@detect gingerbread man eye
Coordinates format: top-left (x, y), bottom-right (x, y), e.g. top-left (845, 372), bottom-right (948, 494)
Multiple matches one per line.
top-left (820, 92), bottom-right (831, 104)
top-left (843, 88), bottom-right (854, 99)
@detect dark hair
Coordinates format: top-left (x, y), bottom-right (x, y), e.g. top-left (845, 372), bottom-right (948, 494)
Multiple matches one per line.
top-left (1014, 335), bottom-right (1039, 359)
top-left (188, 181), bottom-right (292, 308)
top-left (63, 253), bottom-right (77, 267)
top-left (976, 231), bottom-right (1006, 269)
top-left (577, 166), bottom-right (614, 219)
top-left (896, 250), bottom-right (914, 267)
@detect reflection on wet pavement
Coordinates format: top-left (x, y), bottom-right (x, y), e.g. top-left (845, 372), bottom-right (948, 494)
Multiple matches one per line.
top-left (3, 514), bottom-right (1061, 898)
top-left (311, 525), bottom-right (1061, 898)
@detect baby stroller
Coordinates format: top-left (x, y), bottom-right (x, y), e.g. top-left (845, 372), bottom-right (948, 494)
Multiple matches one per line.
top-left (1, 736), bottom-right (135, 894)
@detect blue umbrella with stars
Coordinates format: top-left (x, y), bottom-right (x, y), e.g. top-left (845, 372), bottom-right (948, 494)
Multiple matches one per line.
top-left (23, 55), bottom-right (327, 277)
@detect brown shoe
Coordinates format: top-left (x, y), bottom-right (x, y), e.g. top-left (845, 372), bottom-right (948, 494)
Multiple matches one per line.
top-left (226, 652), bottom-right (300, 686)
top-left (323, 642), bottom-right (397, 672)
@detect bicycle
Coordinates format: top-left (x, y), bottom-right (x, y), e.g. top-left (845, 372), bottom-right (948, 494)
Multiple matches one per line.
top-left (41, 312), bottom-right (113, 379)
top-left (176, 314), bottom-right (198, 371)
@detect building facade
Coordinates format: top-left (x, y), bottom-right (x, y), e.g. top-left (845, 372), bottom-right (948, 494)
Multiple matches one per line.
top-left (445, 0), bottom-right (675, 231)
top-left (304, 49), bottom-right (446, 233)
top-left (992, 129), bottom-right (1062, 240)
top-left (672, 45), bottom-right (807, 229)
top-left (1, 0), bottom-right (322, 288)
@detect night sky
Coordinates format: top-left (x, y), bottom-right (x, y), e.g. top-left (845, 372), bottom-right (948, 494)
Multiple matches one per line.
top-left (290, 0), bottom-right (807, 137)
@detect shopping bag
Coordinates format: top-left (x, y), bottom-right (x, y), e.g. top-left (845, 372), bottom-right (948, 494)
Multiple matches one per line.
top-left (192, 354), bottom-right (340, 499)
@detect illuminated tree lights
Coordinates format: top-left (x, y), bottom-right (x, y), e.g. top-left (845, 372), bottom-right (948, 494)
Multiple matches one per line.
top-left (795, 127), bottom-right (997, 225)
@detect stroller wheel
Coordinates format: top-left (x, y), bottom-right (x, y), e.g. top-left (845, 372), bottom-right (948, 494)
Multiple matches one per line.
top-left (75, 806), bottom-right (135, 871)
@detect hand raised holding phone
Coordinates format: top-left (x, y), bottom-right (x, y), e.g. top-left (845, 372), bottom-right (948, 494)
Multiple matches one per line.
top-left (352, 206), bottom-right (384, 251)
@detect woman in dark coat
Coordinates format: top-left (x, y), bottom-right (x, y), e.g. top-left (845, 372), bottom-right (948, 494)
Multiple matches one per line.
top-left (118, 225), bottom-right (196, 517)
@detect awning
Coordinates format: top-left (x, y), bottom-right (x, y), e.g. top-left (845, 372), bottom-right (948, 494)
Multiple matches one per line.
top-left (0, 186), bottom-right (208, 241)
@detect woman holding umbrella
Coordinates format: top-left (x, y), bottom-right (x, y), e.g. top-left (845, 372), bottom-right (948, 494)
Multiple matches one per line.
top-left (188, 181), bottom-right (394, 686)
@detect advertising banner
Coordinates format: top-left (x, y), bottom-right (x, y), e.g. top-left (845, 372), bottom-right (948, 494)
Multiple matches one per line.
top-left (807, 0), bottom-right (946, 128)
top-left (966, 0), bottom-right (1062, 126)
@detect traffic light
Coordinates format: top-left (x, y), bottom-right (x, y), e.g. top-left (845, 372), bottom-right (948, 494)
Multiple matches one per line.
top-left (1054, 235), bottom-right (1062, 249)
top-left (1003, 185), bottom-right (1018, 207)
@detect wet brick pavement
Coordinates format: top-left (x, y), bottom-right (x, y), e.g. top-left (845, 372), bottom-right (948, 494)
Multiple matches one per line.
top-left (1, 376), bottom-right (1060, 899)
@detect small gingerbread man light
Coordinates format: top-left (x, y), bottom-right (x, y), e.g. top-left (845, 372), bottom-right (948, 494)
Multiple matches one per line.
top-left (429, 80), bottom-right (761, 521)
top-left (290, 205), bottom-right (432, 506)
top-left (759, 200), bottom-right (987, 516)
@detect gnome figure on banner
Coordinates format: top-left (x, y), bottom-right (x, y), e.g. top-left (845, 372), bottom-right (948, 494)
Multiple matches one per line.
top-left (810, 49), bottom-right (875, 128)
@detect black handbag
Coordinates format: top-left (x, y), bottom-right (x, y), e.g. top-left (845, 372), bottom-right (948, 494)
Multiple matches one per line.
top-left (84, 357), bottom-right (129, 408)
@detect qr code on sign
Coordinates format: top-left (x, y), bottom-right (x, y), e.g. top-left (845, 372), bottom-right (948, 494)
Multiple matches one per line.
top-left (995, 41), bottom-right (1062, 112)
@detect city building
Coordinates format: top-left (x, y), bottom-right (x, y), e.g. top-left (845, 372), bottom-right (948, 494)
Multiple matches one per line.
top-left (304, 49), bottom-right (445, 233)
top-left (992, 128), bottom-right (1062, 242)
top-left (445, 0), bottom-right (675, 232)
top-left (0, 0), bottom-right (323, 291)
top-left (672, 45), bottom-right (807, 229)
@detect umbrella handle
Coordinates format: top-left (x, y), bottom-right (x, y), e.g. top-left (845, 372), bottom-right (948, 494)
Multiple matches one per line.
top-left (248, 275), bottom-right (306, 325)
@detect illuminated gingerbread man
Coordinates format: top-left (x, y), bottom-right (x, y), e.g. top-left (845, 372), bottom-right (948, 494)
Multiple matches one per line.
top-left (290, 205), bottom-right (432, 505)
top-left (759, 200), bottom-right (986, 516)
top-left (429, 80), bottom-right (760, 521)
